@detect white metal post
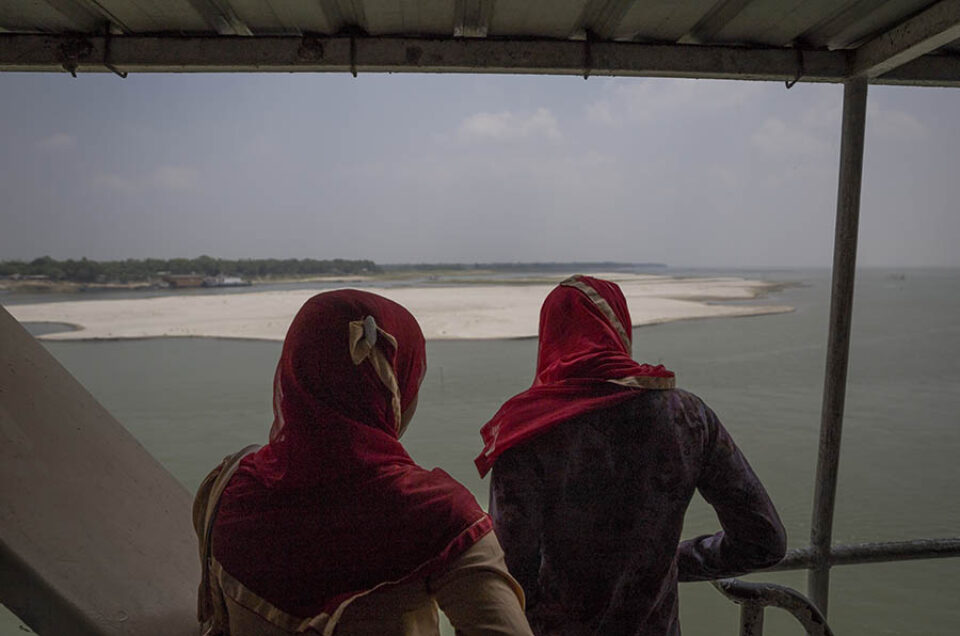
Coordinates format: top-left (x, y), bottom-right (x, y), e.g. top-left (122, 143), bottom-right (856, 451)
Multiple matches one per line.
top-left (808, 76), bottom-right (869, 614)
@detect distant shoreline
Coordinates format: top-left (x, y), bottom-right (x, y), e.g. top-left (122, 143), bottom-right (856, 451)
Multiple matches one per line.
top-left (6, 273), bottom-right (793, 342)
top-left (0, 260), bottom-right (668, 295)
top-left (0, 274), bottom-right (376, 295)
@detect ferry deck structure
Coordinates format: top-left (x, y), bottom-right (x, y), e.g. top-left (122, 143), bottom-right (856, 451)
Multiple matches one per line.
top-left (2, 1), bottom-right (960, 634)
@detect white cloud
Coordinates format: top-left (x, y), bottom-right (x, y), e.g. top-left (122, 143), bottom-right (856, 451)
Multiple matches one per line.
top-left (457, 108), bottom-right (561, 142)
top-left (92, 173), bottom-right (137, 195)
top-left (586, 78), bottom-right (763, 126)
top-left (92, 166), bottom-right (200, 194)
top-left (750, 117), bottom-right (833, 158)
top-left (151, 165), bottom-right (200, 191)
top-left (585, 100), bottom-right (617, 126)
top-left (705, 163), bottom-right (743, 191)
top-left (36, 133), bottom-right (78, 152)
top-left (868, 104), bottom-right (927, 141)
top-left (747, 94), bottom-right (926, 163)
top-left (800, 100), bottom-right (840, 131)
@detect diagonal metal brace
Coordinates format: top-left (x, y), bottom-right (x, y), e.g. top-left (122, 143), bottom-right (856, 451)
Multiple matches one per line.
top-left (785, 48), bottom-right (804, 88)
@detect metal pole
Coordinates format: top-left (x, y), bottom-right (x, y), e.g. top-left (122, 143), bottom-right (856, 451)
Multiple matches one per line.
top-left (771, 537), bottom-right (960, 571)
top-left (808, 76), bottom-right (869, 614)
top-left (740, 604), bottom-right (765, 636)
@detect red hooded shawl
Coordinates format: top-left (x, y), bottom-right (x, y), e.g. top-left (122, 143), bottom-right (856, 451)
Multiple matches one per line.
top-left (213, 290), bottom-right (491, 622)
top-left (476, 275), bottom-right (675, 476)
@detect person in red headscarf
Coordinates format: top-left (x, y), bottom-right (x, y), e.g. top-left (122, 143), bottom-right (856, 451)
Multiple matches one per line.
top-left (477, 275), bottom-right (786, 635)
top-left (194, 290), bottom-right (533, 636)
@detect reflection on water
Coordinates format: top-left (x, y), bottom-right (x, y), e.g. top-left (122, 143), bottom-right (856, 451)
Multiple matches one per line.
top-left (3, 269), bottom-right (958, 635)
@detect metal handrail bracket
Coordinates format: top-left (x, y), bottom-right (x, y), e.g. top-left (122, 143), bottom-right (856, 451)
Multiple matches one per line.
top-left (712, 578), bottom-right (834, 636)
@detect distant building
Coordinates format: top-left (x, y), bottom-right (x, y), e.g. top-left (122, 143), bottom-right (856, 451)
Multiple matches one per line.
top-left (203, 276), bottom-right (251, 288)
top-left (162, 274), bottom-right (206, 288)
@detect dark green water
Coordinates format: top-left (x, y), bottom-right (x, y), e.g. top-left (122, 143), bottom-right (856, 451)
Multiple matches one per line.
top-left (4, 269), bottom-right (959, 634)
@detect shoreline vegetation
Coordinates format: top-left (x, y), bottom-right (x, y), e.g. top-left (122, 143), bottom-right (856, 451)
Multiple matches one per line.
top-left (0, 255), bottom-right (379, 293)
top-left (0, 256), bottom-right (670, 294)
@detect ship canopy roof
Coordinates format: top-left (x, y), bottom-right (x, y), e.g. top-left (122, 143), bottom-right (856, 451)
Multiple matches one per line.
top-left (1, 0), bottom-right (959, 85)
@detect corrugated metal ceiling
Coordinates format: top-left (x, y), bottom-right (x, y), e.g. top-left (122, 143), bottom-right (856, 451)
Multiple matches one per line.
top-left (0, 0), bottom-right (950, 45)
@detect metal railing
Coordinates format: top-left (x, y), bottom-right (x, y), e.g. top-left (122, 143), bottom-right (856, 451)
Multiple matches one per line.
top-left (708, 536), bottom-right (960, 635)
top-left (713, 578), bottom-right (833, 636)
top-left (771, 537), bottom-right (960, 571)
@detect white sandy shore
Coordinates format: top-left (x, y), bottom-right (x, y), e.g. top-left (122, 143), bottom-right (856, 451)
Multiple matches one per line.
top-left (5, 274), bottom-right (793, 341)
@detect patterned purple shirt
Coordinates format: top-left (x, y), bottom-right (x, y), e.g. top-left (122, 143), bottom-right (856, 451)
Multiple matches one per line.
top-left (489, 389), bottom-right (786, 635)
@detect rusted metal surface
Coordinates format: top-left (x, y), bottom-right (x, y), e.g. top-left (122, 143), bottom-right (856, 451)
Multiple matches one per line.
top-left (713, 579), bottom-right (834, 636)
top-left (705, 538), bottom-right (960, 633)
top-left (808, 75), bottom-right (869, 616)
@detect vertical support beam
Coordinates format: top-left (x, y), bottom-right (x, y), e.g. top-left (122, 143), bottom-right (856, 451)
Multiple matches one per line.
top-left (740, 603), bottom-right (765, 636)
top-left (808, 76), bottom-right (869, 615)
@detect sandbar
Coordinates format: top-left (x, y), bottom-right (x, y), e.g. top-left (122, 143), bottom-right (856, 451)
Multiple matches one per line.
top-left (5, 274), bottom-right (793, 341)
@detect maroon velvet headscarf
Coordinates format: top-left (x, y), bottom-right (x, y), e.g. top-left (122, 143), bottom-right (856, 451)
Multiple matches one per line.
top-left (476, 275), bottom-right (675, 476)
top-left (214, 290), bottom-right (491, 619)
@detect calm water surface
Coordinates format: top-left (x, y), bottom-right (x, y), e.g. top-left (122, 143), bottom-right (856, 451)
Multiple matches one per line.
top-left (3, 268), bottom-right (959, 635)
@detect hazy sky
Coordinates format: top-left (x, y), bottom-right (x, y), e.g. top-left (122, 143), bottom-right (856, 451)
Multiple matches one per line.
top-left (1, 72), bottom-right (957, 268)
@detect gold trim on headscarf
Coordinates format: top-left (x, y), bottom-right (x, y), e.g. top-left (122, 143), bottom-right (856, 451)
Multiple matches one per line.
top-left (561, 276), bottom-right (676, 389)
top-left (348, 316), bottom-right (403, 431)
top-left (211, 557), bottom-right (323, 633)
top-left (608, 375), bottom-right (676, 390)
top-left (195, 445), bottom-right (262, 634)
top-left (560, 275), bottom-right (632, 352)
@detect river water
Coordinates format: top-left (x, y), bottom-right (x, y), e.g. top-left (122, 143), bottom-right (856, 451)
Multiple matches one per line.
top-left (3, 268), bottom-right (959, 634)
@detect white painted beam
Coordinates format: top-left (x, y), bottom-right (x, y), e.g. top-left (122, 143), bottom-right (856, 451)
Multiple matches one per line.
top-left (792, 0), bottom-right (885, 49)
top-left (807, 75), bottom-right (869, 616)
top-left (881, 51), bottom-right (960, 85)
top-left (574, 0), bottom-right (637, 39)
top-left (317, 0), bottom-right (368, 34)
top-left (679, 0), bottom-right (756, 44)
top-left (0, 33), bottom-right (957, 86)
top-left (41, 0), bottom-right (131, 32)
top-left (454, 0), bottom-right (494, 38)
top-left (186, 0), bottom-right (253, 36)
top-left (851, 0), bottom-right (960, 78)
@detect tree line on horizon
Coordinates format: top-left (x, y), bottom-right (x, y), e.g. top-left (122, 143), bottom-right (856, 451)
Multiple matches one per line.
top-left (0, 256), bottom-right (379, 283)
top-left (382, 261), bottom-right (666, 272)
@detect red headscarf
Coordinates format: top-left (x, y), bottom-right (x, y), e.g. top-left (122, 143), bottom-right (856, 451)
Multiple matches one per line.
top-left (476, 275), bottom-right (675, 476)
top-left (213, 290), bottom-right (491, 622)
